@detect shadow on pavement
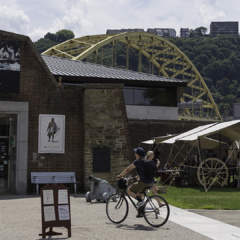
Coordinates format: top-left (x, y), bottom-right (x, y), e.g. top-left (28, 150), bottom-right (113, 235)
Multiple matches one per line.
top-left (36, 238), bottom-right (68, 240)
top-left (115, 223), bottom-right (157, 231)
top-left (0, 194), bottom-right (39, 200)
top-left (71, 194), bottom-right (85, 198)
top-left (0, 193), bottom-right (85, 201)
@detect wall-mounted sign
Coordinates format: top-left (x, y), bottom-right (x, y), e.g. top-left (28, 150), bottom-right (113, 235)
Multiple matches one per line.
top-left (38, 114), bottom-right (65, 154)
top-left (0, 40), bottom-right (20, 93)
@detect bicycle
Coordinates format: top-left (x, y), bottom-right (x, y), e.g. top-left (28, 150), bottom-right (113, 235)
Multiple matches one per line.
top-left (106, 177), bottom-right (170, 228)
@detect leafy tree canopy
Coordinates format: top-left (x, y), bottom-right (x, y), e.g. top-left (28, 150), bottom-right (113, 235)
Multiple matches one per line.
top-left (34, 29), bottom-right (75, 53)
top-left (170, 35), bottom-right (240, 118)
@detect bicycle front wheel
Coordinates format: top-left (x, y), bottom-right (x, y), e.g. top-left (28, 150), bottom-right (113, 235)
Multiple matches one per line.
top-left (106, 193), bottom-right (129, 224)
top-left (143, 195), bottom-right (170, 227)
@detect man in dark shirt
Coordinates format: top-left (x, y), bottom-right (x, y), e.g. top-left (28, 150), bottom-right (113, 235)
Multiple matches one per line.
top-left (117, 147), bottom-right (157, 217)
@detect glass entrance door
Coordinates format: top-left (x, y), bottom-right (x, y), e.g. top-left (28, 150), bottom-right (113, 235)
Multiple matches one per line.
top-left (0, 114), bottom-right (17, 194)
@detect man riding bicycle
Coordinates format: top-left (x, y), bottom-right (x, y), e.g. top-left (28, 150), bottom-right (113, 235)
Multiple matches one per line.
top-left (117, 147), bottom-right (157, 217)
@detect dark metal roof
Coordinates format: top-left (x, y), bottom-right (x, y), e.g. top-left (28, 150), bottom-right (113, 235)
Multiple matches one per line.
top-left (42, 55), bottom-right (187, 85)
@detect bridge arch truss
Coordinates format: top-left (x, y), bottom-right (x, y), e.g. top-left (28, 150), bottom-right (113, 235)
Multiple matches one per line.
top-left (43, 32), bottom-right (221, 121)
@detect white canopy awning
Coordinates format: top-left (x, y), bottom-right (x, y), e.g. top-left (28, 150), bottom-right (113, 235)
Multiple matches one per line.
top-left (141, 134), bottom-right (176, 145)
top-left (160, 120), bottom-right (240, 145)
top-left (187, 136), bottom-right (228, 149)
top-left (141, 139), bottom-right (155, 145)
top-left (179, 120), bottom-right (240, 142)
top-left (162, 122), bottom-right (217, 144)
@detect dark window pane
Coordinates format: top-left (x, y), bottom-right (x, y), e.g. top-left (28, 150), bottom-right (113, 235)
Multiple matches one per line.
top-left (123, 87), bottom-right (177, 106)
top-left (92, 147), bottom-right (111, 172)
top-left (134, 89), bottom-right (145, 105)
top-left (144, 87), bottom-right (177, 106)
top-left (123, 88), bottom-right (134, 104)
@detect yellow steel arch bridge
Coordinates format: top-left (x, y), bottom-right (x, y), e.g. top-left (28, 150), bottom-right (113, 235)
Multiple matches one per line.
top-left (42, 32), bottom-right (222, 121)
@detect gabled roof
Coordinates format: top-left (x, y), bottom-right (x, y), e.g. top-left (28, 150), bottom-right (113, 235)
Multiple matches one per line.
top-left (42, 55), bottom-right (187, 86)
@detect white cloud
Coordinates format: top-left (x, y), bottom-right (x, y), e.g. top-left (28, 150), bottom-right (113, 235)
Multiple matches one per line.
top-left (0, 3), bottom-right (30, 35)
top-left (197, 0), bottom-right (226, 26)
top-left (0, 0), bottom-right (240, 40)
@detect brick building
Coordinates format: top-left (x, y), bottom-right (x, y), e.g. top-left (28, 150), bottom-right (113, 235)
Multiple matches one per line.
top-left (0, 30), bottom-right (190, 194)
top-left (147, 28), bottom-right (177, 38)
top-left (180, 28), bottom-right (190, 38)
top-left (210, 21), bottom-right (239, 36)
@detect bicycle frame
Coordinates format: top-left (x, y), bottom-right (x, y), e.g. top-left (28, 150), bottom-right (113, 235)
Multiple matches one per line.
top-left (124, 191), bottom-right (139, 210)
top-left (121, 189), bottom-right (151, 210)
top-left (125, 190), bottom-right (160, 216)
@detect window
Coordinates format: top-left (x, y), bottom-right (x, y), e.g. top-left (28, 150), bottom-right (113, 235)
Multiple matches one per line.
top-left (92, 147), bottom-right (111, 172)
top-left (123, 87), bottom-right (177, 107)
top-left (123, 88), bottom-right (134, 105)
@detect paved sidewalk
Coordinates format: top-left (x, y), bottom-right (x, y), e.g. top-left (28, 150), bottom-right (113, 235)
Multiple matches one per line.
top-left (190, 210), bottom-right (240, 228)
top-left (169, 206), bottom-right (240, 240)
top-left (0, 195), bottom-right (211, 240)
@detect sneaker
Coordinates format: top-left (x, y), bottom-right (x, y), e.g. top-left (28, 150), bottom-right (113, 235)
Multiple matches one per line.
top-left (136, 201), bottom-right (145, 218)
top-left (136, 211), bottom-right (144, 218)
top-left (136, 201), bottom-right (145, 209)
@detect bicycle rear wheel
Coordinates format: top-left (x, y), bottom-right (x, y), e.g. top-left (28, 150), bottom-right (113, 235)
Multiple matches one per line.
top-left (106, 193), bottom-right (129, 224)
top-left (143, 195), bottom-right (170, 227)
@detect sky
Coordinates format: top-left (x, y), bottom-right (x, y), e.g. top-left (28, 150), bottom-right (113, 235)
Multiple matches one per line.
top-left (0, 0), bottom-right (239, 41)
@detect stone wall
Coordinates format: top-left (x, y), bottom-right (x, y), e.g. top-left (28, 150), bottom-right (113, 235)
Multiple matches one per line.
top-left (83, 84), bottom-right (130, 187)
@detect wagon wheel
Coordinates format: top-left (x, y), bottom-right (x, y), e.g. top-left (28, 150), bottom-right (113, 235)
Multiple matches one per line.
top-left (197, 158), bottom-right (229, 192)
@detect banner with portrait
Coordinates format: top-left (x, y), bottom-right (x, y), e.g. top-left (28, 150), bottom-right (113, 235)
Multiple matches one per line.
top-left (38, 114), bottom-right (65, 154)
top-left (0, 40), bottom-right (20, 93)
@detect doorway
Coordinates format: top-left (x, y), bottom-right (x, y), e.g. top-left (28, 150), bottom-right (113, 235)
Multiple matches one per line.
top-left (0, 114), bottom-right (17, 194)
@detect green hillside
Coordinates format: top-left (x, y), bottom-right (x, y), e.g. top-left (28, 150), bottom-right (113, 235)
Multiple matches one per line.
top-left (169, 36), bottom-right (240, 118)
top-left (34, 29), bottom-right (74, 53)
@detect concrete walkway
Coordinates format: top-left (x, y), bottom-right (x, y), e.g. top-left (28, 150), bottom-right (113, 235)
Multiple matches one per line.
top-left (0, 195), bottom-right (239, 239)
top-left (0, 195), bottom-right (210, 240)
top-left (169, 205), bottom-right (240, 240)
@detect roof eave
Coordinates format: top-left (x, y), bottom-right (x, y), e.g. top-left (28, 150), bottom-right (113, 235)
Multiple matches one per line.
top-left (52, 74), bottom-right (187, 87)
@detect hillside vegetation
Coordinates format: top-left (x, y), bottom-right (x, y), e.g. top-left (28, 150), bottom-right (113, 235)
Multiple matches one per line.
top-left (34, 29), bottom-right (74, 53)
top-left (170, 36), bottom-right (240, 118)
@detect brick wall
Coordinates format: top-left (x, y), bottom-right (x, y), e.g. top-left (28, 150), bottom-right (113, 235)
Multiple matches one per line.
top-left (128, 119), bottom-right (208, 155)
top-left (0, 31), bottom-right (85, 192)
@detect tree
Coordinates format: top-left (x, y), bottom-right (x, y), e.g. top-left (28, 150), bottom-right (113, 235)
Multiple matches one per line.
top-left (34, 38), bottom-right (56, 53)
top-left (44, 32), bottom-right (57, 42)
top-left (169, 35), bottom-right (240, 118)
top-left (34, 29), bottom-right (75, 53)
top-left (56, 29), bottom-right (74, 43)
top-left (190, 26), bottom-right (207, 37)
top-left (195, 26), bottom-right (207, 36)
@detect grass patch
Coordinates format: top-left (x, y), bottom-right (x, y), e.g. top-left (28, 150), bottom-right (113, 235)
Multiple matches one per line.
top-left (162, 186), bottom-right (240, 210)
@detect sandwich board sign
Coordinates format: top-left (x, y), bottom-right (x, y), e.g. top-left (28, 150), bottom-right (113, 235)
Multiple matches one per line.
top-left (39, 184), bottom-right (71, 238)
